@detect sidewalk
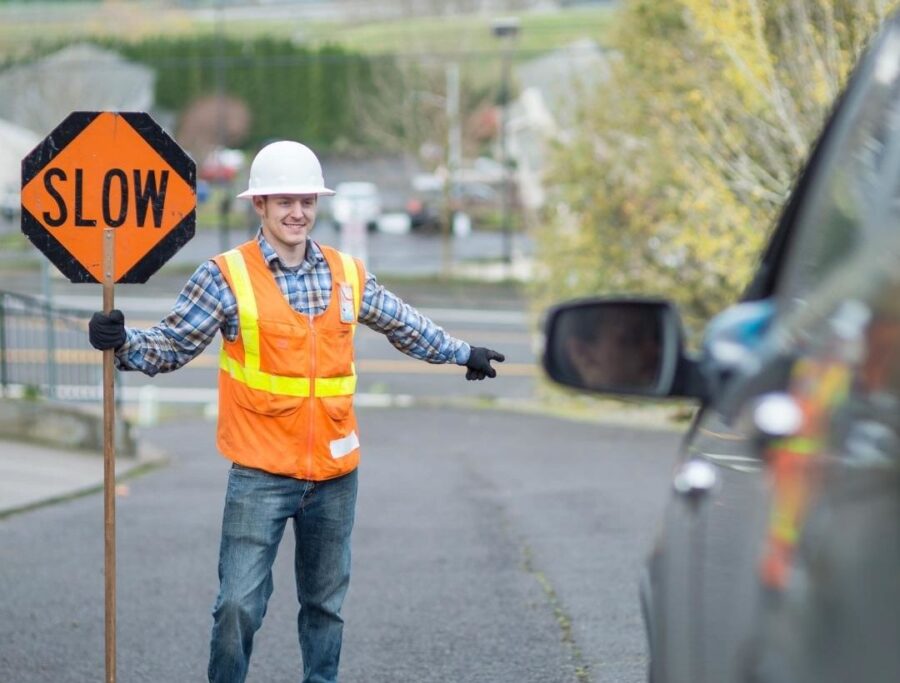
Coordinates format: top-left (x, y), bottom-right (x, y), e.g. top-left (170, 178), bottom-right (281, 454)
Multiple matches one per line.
top-left (0, 438), bottom-right (166, 518)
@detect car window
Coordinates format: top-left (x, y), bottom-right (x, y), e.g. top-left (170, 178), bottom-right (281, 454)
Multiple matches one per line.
top-left (776, 23), bottom-right (900, 303)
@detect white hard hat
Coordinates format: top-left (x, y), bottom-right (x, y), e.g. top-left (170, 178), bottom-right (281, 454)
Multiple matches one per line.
top-left (237, 140), bottom-right (335, 198)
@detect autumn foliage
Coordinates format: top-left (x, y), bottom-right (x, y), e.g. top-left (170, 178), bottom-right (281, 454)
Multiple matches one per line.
top-left (535, 0), bottom-right (899, 329)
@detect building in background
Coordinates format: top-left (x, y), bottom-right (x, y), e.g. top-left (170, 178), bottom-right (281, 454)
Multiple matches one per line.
top-left (509, 39), bottom-right (612, 213)
top-left (0, 43), bottom-right (157, 137)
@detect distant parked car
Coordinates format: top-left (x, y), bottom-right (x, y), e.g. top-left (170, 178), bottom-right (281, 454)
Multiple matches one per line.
top-left (0, 184), bottom-right (19, 221)
top-left (332, 181), bottom-right (382, 232)
top-left (405, 194), bottom-right (442, 233)
top-left (406, 174), bottom-right (500, 233)
top-left (405, 173), bottom-right (444, 233)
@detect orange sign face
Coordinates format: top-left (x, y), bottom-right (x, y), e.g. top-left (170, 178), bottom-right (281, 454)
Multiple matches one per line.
top-left (21, 112), bottom-right (196, 283)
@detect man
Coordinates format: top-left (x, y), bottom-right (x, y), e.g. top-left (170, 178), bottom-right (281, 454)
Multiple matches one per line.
top-left (88, 140), bottom-right (504, 683)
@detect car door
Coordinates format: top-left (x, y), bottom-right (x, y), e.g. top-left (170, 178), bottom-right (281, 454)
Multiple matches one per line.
top-left (647, 406), bottom-right (771, 683)
top-left (739, 17), bottom-right (900, 683)
top-left (649, 14), bottom-right (900, 683)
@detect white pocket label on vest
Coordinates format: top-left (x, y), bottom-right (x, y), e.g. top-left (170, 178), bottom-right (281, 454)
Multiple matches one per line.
top-left (339, 283), bottom-right (355, 323)
top-left (330, 431), bottom-right (360, 459)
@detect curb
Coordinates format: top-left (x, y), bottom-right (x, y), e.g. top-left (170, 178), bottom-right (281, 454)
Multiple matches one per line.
top-left (0, 438), bottom-right (168, 519)
top-left (358, 393), bottom-right (693, 433)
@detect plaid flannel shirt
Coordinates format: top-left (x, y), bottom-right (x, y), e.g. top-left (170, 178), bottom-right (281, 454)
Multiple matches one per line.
top-left (115, 233), bottom-right (471, 375)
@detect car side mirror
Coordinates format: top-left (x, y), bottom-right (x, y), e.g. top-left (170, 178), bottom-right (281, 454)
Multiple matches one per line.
top-left (542, 298), bottom-right (708, 400)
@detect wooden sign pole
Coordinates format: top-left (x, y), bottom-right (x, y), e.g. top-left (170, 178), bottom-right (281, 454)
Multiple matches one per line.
top-left (102, 227), bottom-right (117, 683)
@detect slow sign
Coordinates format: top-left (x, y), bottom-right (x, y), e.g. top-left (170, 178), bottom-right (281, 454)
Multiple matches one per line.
top-left (21, 111), bottom-right (196, 283)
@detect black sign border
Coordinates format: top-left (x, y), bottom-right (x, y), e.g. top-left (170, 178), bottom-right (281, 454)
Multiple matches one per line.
top-left (21, 111), bottom-right (196, 284)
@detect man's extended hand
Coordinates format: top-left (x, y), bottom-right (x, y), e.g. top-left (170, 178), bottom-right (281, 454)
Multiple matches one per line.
top-left (89, 309), bottom-right (126, 350)
top-left (465, 347), bottom-right (505, 380)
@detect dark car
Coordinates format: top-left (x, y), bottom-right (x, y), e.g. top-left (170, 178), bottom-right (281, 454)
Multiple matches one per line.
top-left (406, 176), bottom-right (501, 233)
top-left (405, 192), bottom-right (443, 233)
top-left (542, 14), bottom-right (900, 683)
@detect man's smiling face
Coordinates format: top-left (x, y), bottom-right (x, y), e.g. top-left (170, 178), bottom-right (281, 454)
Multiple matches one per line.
top-left (254, 194), bottom-right (318, 254)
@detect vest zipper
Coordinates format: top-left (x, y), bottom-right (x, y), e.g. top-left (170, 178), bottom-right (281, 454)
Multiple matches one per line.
top-left (307, 312), bottom-right (317, 477)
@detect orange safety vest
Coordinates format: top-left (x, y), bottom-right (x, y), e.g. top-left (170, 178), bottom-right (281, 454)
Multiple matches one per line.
top-left (212, 240), bottom-right (365, 481)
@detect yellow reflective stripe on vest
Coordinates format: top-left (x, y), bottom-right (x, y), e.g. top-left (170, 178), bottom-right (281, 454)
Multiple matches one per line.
top-left (220, 349), bottom-right (357, 397)
top-left (317, 374), bottom-right (357, 396)
top-left (775, 436), bottom-right (822, 455)
top-left (220, 349), bottom-right (311, 396)
top-left (223, 249), bottom-right (261, 371)
top-left (337, 251), bottom-right (360, 336)
top-left (336, 250), bottom-right (361, 376)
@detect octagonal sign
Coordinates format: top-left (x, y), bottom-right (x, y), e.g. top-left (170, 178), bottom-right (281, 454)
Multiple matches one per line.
top-left (21, 111), bottom-right (196, 283)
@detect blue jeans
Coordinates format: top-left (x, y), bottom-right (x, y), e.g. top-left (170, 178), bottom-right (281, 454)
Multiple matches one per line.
top-left (208, 465), bottom-right (358, 683)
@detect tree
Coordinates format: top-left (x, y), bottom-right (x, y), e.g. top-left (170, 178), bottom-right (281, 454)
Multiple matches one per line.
top-left (536, 0), bottom-right (900, 330)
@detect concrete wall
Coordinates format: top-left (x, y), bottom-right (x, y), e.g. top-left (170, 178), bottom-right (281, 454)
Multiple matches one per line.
top-left (0, 398), bottom-right (136, 458)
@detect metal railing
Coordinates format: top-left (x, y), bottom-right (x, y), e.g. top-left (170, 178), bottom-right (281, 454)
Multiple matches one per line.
top-left (0, 289), bottom-right (119, 402)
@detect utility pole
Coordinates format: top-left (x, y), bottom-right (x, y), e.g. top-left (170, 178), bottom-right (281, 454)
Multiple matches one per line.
top-left (491, 18), bottom-right (520, 266)
top-left (215, 0), bottom-right (230, 254)
top-left (442, 62), bottom-right (461, 277)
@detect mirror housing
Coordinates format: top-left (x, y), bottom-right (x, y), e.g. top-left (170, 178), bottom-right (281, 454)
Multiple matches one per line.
top-left (542, 298), bottom-right (708, 400)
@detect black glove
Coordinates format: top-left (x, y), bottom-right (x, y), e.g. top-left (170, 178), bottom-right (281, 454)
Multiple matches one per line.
top-left (465, 347), bottom-right (505, 381)
top-left (89, 309), bottom-right (126, 350)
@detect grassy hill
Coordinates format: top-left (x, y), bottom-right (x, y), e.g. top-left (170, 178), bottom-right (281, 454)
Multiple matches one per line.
top-left (0, 2), bottom-right (616, 60)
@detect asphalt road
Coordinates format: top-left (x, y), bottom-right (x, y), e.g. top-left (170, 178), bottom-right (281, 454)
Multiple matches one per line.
top-left (0, 407), bottom-right (682, 683)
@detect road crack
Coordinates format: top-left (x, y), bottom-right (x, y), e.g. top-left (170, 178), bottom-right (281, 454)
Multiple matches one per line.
top-left (522, 544), bottom-right (593, 683)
